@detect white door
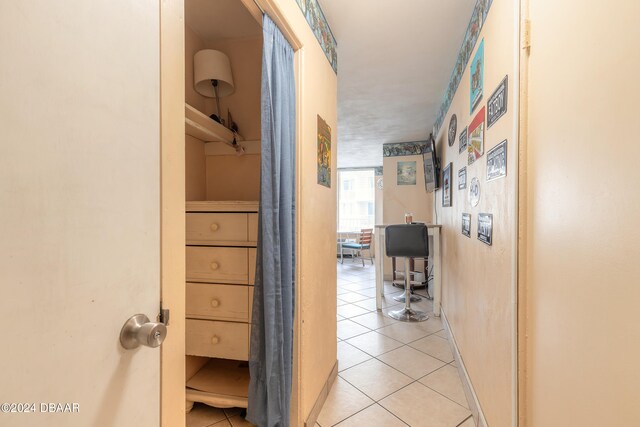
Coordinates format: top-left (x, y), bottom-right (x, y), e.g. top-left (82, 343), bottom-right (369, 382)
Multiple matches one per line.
top-left (0, 1), bottom-right (162, 426)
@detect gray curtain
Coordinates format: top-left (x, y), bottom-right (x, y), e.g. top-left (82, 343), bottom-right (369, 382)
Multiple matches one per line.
top-left (247, 15), bottom-right (296, 427)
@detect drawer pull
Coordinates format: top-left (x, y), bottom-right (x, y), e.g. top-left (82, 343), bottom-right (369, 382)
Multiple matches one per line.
top-left (210, 262), bottom-right (219, 271)
top-left (210, 223), bottom-right (219, 232)
top-left (210, 299), bottom-right (220, 308)
top-left (211, 335), bottom-right (220, 345)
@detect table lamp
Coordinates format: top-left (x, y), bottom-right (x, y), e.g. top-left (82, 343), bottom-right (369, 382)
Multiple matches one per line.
top-left (194, 49), bottom-right (235, 125)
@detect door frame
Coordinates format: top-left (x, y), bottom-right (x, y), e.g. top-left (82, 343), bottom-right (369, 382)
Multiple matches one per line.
top-left (159, 0), bottom-right (305, 425)
top-left (159, 1), bottom-right (186, 426)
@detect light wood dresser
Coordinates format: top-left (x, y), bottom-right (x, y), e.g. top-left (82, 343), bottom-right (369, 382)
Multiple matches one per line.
top-left (185, 200), bottom-right (258, 410)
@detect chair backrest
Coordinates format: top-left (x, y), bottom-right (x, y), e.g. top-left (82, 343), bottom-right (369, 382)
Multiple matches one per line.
top-left (359, 228), bottom-right (373, 245)
top-left (385, 224), bottom-right (429, 257)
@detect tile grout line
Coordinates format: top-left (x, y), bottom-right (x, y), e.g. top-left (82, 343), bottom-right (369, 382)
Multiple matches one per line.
top-left (456, 414), bottom-right (474, 427)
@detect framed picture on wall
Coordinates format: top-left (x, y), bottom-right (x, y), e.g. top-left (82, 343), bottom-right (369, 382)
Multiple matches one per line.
top-left (459, 126), bottom-right (468, 154)
top-left (442, 163), bottom-right (452, 207)
top-left (448, 114), bottom-right (457, 147)
top-left (486, 139), bottom-right (508, 181)
top-left (458, 166), bottom-right (467, 190)
top-left (487, 75), bottom-right (508, 128)
top-left (397, 161), bottom-right (417, 185)
top-left (470, 39), bottom-right (484, 114)
top-left (462, 213), bottom-right (471, 237)
top-left (477, 213), bottom-right (493, 246)
top-left (468, 107), bottom-right (485, 165)
top-left (317, 115), bottom-right (331, 188)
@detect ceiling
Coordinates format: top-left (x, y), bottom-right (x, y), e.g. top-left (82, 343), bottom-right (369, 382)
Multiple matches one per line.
top-left (185, 0), bottom-right (262, 42)
top-left (320, 0), bottom-right (477, 168)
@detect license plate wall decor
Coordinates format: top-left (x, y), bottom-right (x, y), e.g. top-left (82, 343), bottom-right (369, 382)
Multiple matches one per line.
top-left (487, 75), bottom-right (508, 128)
top-left (477, 213), bottom-right (493, 245)
top-left (458, 166), bottom-right (467, 190)
top-left (486, 139), bottom-right (507, 181)
top-left (459, 126), bottom-right (468, 154)
top-left (462, 213), bottom-right (471, 237)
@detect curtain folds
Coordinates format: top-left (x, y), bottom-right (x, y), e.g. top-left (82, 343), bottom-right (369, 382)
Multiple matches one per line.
top-left (247, 14), bottom-right (296, 427)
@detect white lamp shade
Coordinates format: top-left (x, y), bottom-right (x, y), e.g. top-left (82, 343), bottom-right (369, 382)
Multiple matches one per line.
top-left (194, 49), bottom-right (235, 98)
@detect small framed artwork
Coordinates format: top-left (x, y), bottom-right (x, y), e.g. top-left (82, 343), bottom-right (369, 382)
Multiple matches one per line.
top-left (459, 126), bottom-right (468, 154)
top-left (462, 213), bottom-right (471, 237)
top-left (442, 163), bottom-right (452, 207)
top-left (477, 213), bottom-right (493, 246)
top-left (468, 106), bottom-right (485, 165)
top-left (317, 115), bottom-right (331, 188)
top-left (486, 139), bottom-right (507, 181)
top-left (470, 39), bottom-right (484, 114)
top-left (458, 166), bottom-right (467, 190)
top-left (487, 75), bottom-right (508, 128)
top-left (448, 114), bottom-right (457, 147)
top-left (397, 161), bottom-right (417, 185)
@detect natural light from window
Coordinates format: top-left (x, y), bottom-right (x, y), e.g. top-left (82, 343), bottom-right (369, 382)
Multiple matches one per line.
top-left (338, 169), bottom-right (375, 232)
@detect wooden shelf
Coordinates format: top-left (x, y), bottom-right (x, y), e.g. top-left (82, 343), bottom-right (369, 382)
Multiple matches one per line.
top-left (186, 359), bottom-right (250, 409)
top-left (185, 103), bottom-right (244, 144)
top-left (186, 200), bottom-right (259, 213)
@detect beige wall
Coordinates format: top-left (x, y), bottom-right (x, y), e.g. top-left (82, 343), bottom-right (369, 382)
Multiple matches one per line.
top-left (185, 134), bottom-right (206, 201)
top-left (522, 1), bottom-right (640, 425)
top-left (382, 154), bottom-right (433, 276)
top-left (383, 155), bottom-right (432, 224)
top-left (433, 0), bottom-right (517, 425)
top-left (206, 154), bottom-right (260, 201)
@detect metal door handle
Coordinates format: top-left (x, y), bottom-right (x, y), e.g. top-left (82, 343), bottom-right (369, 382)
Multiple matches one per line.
top-left (120, 314), bottom-right (167, 350)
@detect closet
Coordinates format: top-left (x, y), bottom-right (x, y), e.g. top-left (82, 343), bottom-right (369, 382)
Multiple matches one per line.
top-left (183, 0), bottom-right (262, 414)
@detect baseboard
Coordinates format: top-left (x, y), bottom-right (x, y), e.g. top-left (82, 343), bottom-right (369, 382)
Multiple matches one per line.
top-left (441, 310), bottom-right (489, 427)
top-left (304, 360), bottom-right (338, 427)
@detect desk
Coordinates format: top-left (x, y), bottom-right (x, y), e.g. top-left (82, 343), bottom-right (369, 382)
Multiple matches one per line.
top-left (374, 224), bottom-right (442, 317)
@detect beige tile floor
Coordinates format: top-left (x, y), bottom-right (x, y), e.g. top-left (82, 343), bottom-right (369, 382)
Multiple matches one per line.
top-left (317, 260), bottom-right (474, 427)
top-left (187, 404), bottom-right (255, 427)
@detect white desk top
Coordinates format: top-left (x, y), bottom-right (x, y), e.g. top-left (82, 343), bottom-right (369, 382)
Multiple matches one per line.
top-left (374, 224), bottom-right (442, 229)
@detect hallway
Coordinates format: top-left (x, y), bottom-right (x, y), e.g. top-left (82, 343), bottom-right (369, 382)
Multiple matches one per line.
top-left (317, 260), bottom-right (474, 426)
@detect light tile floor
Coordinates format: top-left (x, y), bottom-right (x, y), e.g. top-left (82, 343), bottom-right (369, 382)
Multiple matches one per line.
top-left (187, 404), bottom-right (254, 427)
top-left (317, 260), bottom-right (474, 427)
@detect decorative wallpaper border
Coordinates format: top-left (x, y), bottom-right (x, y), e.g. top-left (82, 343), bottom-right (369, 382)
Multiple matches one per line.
top-left (433, 0), bottom-right (493, 135)
top-left (295, 0), bottom-right (338, 73)
top-left (383, 141), bottom-right (429, 158)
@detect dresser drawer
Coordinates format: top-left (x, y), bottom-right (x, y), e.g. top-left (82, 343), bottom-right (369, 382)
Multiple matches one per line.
top-left (186, 247), bottom-right (248, 284)
top-left (248, 213), bottom-right (258, 244)
top-left (248, 287), bottom-right (254, 323)
top-left (186, 213), bottom-right (248, 246)
top-left (186, 283), bottom-right (249, 321)
top-left (248, 248), bottom-right (256, 285)
top-left (186, 319), bottom-right (249, 360)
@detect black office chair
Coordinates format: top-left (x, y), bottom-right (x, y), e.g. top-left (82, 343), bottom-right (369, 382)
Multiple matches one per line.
top-left (385, 224), bottom-right (429, 322)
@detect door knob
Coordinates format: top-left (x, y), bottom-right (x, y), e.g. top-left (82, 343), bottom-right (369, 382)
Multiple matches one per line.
top-left (120, 314), bottom-right (167, 350)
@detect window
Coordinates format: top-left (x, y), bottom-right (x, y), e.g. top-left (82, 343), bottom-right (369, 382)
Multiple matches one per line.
top-left (338, 169), bottom-right (375, 231)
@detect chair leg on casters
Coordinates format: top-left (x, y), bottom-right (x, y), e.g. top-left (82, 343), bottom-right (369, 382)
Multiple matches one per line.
top-left (388, 256), bottom-right (429, 322)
